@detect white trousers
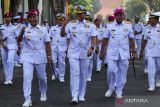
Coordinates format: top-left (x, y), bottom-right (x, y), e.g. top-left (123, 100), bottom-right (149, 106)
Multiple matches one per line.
top-left (93, 49), bottom-right (102, 71)
top-left (107, 57), bottom-right (129, 96)
top-left (23, 62), bottom-right (47, 101)
top-left (1, 48), bottom-right (16, 81)
top-left (14, 52), bottom-right (20, 64)
top-left (147, 57), bottom-right (160, 88)
top-left (96, 52), bottom-right (102, 70)
top-left (135, 39), bottom-right (141, 57)
top-left (52, 51), bottom-right (66, 80)
top-left (86, 56), bottom-right (93, 80)
top-left (69, 58), bottom-right (88, 98)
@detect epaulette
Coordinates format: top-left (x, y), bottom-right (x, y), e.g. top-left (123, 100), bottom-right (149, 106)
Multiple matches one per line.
top-left (86, 20), bottom-right (93, 24)
top-left (108, 21), bottom-right (113, 24)
top-left (146, 25), bottom-right (151, 28)
top-left (70, 20), bottom-right (77, 23)
top-left (124, 21), bottom-right (130, 24)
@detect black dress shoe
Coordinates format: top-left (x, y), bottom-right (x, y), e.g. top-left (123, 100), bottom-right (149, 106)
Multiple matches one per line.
top-left (71, 100), bottom-right (78, 105)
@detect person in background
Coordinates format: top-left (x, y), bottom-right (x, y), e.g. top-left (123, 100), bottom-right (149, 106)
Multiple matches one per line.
top-left (85, 11), bottom-right (95, 81)
top-left (94, 18), bottom-right (105, 73)
top-left (0, 12), bottom-right (18, 85)
top-left (132, 16), bottom-right (144, 58)
top-left (49, 13), bottom-right (68, 82)
top-left (13, 15), bottom-right (22, 67)
top-left (41, 19), bottom-right (50, 32)
top-left (140, 13), bottom-right (160, 92)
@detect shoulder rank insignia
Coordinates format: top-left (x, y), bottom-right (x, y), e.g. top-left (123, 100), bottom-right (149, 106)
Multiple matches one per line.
top-left (86, 20), bottom-right (93, 23)
top-left (72, 26), bottom-right (77, 29)
top-left (124, 21), bottom-right (130, 24)
top-left (38, 30), bottom-right (43, 34)
top-left (108, 21), bottom-right (113, 24)
top-left (70, 20), bottom-right (77, 23)
top-left (84, 24), bottom-right (90, 28)
top-left (123, 28), bottom-right (128, 32)
top-left (27, 31), bottom-right (31, 33)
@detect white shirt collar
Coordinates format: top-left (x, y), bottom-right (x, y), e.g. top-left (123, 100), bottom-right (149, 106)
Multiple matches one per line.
top-left (77, 19), bottom-right (86, 24)
top-left (114, 21), bottom-right (124, 26)
top-left (30, 24), bottom-right (40, 29)
top-left (4, 23), bottom-right (12, 26)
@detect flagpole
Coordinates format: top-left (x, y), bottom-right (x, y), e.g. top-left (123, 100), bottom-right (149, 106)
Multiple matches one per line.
top-left (64, 0), bottom-right (68, 16)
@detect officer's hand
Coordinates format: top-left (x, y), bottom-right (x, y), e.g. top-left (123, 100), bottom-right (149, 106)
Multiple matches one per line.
top-left (17, 49), bottom-right (20, 56)
top-left (87, 48), bottom-right (93, 57)
top-left (134, 31), bottom-right (138, 35)
top-left (99, 52), bottom-right (105, 60)
top-left (139, 52), bottom-right (144, 60)
top-left (64, 17), bottom-right (70, 25)
top-left (131, 50), bottom-right (136, 60)
top-left (1, 43), bottom-right (8, 51)
top-left (20, 27), bottom-right (25, 35)
top-left (95, 47), bottom-right (99, 54)
top-left (47, 56), bottom-right (53, 64)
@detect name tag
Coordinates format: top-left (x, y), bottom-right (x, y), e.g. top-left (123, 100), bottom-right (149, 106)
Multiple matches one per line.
top-left (72, 27), bottom-right (77, 29)
top-left (111, 29), bottom-right (115, 31)
top-left (123, 28), bottom-right (128, 32)
top-left (112, 36), bottom-right (115, 38)
top-left (38, 30), bottom-right (43, 34)
top-left (84, 24), bottom-right (90, 28)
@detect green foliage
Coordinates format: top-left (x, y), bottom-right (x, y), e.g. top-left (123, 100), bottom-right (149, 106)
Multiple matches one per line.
top-left (92, 0), bottom-right (102, 14)
top-left (144, 0), bottom-right (160, 11)
top-left (68, 0), bottom-right (101, 16)
top-left (125, 0), bottom-right (147, 20)
top-left (124, 0), bottom-right (160, 20)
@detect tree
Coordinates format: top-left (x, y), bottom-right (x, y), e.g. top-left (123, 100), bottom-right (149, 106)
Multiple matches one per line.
top-left (125, 0), bottom-right (147, 20)
top-left (144, 0), bottom-right (160, 12)
top-left (28, 0), bottom-right (39, 11)
top-left (92, 0), bottom-right (102, 14)
top-left (10, 0), bottom-right (21, 16)
top-left (68, 0), bottom-right (101, 16)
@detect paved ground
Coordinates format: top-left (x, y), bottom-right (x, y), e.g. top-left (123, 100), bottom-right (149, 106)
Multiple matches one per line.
top-left (0, 59), bottom-right (160, 107)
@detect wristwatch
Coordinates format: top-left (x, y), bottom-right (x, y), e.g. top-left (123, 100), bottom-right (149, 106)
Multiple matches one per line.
top-left (90, 46), bottom-right (94, 51)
